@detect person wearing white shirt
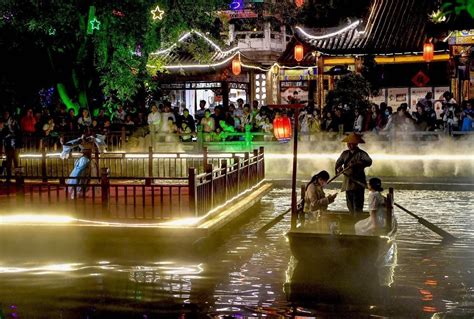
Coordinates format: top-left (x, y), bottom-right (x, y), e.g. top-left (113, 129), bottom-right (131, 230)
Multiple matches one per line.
top-left (148, 104), bottom-right (161, 146)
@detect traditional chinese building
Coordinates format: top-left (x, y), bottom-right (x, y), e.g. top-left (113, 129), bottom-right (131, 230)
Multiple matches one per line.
top-left (147, 30), bottom-right (262, 114)
top-left (276, 0), bottom-right (454, 112)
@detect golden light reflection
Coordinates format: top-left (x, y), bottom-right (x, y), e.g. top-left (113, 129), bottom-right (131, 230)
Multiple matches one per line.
top-left (425, 279), bottom-right (438, 286)
top-left (0, 214), bottom-right (76, 224)
top-left (423, 306), bottom-right (438, 313)
top-left (0, 263), bottom-right (83, 274)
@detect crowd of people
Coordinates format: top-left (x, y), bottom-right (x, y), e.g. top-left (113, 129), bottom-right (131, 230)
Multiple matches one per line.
top-left (0, 91), bottom-right (472, 154)
top-left (309, 92), bottom-right (473, 137)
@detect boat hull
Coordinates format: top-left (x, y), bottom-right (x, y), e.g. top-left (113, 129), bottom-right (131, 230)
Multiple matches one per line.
top-left (284, 212), bottom-right (397, 303)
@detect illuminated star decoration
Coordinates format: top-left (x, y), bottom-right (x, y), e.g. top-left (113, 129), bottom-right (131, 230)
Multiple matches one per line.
top-left (150, 5), bottom-right (164, 20)
top-left (89, 17), bottom-right (101, 31)
top-left (48, 27), bottom-right (56, 36)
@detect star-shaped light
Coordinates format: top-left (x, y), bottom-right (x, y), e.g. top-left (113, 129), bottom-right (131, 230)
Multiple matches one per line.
top-left (90, 17), bottom-right (101, 31)
top-left (151, 5), bottom-right (164, 20)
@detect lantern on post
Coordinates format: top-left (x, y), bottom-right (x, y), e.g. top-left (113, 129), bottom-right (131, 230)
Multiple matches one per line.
top-left (423, 42), bottom-right (434, 62)
top-left (232, 57), bottom-right (241, 75)
top-left (273, 115), bottom-right (292, 141)
top-left (294, 44), bottom-right (304, 62)
top-left (295, 0), bottom-right (304, 8)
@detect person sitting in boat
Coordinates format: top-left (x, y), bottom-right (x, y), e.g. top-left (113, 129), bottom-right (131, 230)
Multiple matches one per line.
top-left (355, 178), bottom-right (386, 235)
top-left (335, 132), bottom-right (372, 214)
top-left (303, 170), bottom-right (337, 217)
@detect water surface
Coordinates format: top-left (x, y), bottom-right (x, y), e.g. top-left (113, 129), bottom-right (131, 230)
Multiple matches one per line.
top-left (0, 188), bottom-right (473, 318)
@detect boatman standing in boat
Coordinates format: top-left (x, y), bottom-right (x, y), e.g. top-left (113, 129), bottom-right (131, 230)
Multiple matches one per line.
top-left (335, 133), bottom-right (372, 214)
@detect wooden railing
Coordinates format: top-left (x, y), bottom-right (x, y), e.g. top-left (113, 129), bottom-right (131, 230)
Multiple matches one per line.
top-left (192, 148), bottom-right (265, 216)
top-left (0, 148), bottom-right (266, 220)
top-left (12, 147), bottom-right (237, 180)
top-left (20, 128), bottom-right (132, 153)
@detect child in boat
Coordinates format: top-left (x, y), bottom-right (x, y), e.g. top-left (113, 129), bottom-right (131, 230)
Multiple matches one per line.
top-left (354, 177), bottom-right (386, 235)
top-left (303, 170), bottom-right (337, 216)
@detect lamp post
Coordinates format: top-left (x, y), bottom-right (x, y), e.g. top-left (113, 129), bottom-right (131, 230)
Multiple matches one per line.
top-left (269, 104), bottom-right (305, 229)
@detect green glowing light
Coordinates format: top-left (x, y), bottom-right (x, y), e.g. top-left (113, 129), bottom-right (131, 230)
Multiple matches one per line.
top-left (86, 6), bottom-right (97, 35)
top-left (57, 83), bottom-right (79, 114)
top-left (89, 17), bottom-right (101, 32)
top-left (48, 27), bottom-right (56, 36)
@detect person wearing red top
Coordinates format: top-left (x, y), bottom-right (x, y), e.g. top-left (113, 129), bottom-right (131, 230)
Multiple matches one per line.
top-left (20, 109), bottom-right (36, 134)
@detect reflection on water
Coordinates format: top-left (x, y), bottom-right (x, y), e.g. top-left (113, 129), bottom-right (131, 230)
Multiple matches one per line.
top-left (0, 188), bottom-right (473, 318)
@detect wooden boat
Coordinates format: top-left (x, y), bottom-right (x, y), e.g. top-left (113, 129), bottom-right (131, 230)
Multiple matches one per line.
top-left (284, 199), bottom-right (397, 303)
top-left (287, 211), bottom-right (397, 264)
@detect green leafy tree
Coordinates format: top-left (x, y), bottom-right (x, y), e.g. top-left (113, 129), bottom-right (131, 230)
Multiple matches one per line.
top-left (0, 0), bottom-right (226, 113)
top-left (325, 73), bottom-right (371, 110)
top-left (441, 0), bottom-right (474, 18)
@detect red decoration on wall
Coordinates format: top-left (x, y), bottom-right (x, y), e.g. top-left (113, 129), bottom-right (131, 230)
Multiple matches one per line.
top-left (411, 70), bottom-right (430, 87)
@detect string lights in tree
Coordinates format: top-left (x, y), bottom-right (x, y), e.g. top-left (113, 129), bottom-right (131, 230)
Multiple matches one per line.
top-left (151, 5), bottom-right (164, 20)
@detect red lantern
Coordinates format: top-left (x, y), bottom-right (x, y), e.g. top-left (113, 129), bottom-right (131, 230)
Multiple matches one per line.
top-left (273, 115), bottom-right (292, 141)
top-left (295, 0), bottom-right (304, 8)
top-left (294, 44), bottom-right (304, 62)
top-left (423, 42), bottom-right (434, 62)
top-left (232, 58), bottom-right (241, 75)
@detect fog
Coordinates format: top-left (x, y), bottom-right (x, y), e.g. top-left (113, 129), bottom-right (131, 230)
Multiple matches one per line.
top-left (261, 133), bottom-right (474, 181)
top-left (125, 131), bottom-right (474, 181)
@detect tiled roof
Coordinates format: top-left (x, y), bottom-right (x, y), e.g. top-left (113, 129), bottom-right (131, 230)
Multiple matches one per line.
top-left (280, 0), bottom-right (448, 63)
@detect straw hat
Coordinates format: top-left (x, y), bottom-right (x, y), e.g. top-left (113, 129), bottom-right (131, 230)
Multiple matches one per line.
top-left (341, 132), bottom-right (365, 144)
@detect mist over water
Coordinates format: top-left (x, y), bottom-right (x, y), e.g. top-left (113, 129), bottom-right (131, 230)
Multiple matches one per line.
top-left (263, 134), bottom-right (474, 180)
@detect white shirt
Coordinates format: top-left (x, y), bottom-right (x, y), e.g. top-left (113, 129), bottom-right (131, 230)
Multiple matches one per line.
top-left (148, 112), bottom-right (161, 125)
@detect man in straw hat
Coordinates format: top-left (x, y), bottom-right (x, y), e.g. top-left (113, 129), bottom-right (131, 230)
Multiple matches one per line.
top-left (335, 132), bottom-right (372, 214)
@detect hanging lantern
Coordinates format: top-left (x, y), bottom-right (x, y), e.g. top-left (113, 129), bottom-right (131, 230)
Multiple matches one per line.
top-left (273, 115), bottom-right (292, 141)
top-left (423, 42), bottom-right (434, 62)
top-left (232, 57), bottom-right (241, 75)
top-left (294, 44), bottom-right (304, 62)
top-left (295, 0), bottom-right (304, 8)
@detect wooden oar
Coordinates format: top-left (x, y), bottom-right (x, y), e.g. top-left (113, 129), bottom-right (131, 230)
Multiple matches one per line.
top-left (256, 167), bottom-right (350, 235)
top-left (347, 177), bottom-right (457, 242)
